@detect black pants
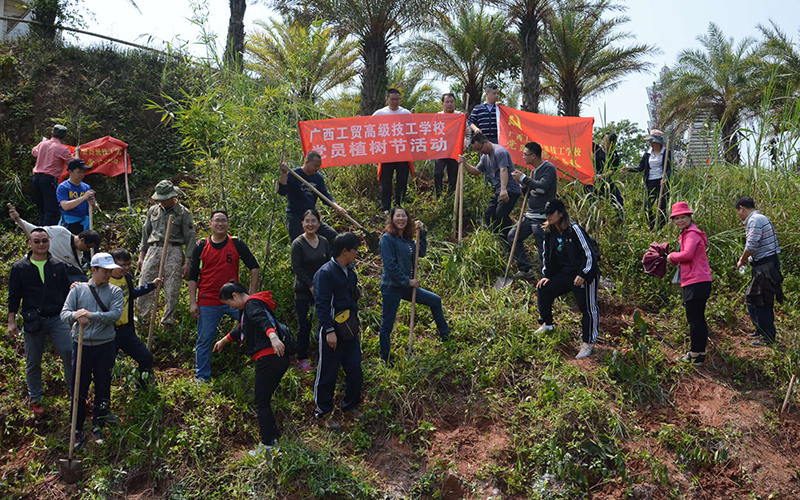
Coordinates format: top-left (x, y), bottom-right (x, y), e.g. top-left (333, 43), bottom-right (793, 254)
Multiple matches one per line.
top-left (746, 257), bottom-right (780, 343)
top-left (115, 323), bottom-right (154, 388)
top-left (295, 298), bottom-right (314, 360)
top-left (508, 217), bottom-right (545, 274)
top-left (644, 178), bottom-right (667, 229)
top-left (485, 191), bottom-right (520, 240)
top-left (287, 214), bottom-right (338, 243)
top-left (314, 330), bottom-right (362, 418)
top-left (537, 273), bottom-right (599, 344)
top-left (31, 174), bottom-right (60, 226)
top-left (380, 162), bottom-right (410, 211)
top-left (254, 354), bottom-right (289, 445)
top-left (434, 159), bottom-right (458, 196)
top-left (683, 281), bottom-right (711, 353)
top-left (71, 340), bottom-right (116, 430)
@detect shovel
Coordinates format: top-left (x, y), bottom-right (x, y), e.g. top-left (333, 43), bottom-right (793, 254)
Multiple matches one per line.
top-left (60, 323), bottom-right (85, 484)
top-left (406, 226), bottom-right (422, 359)
top-left (285, 168), bottom-right (381, 253)
top-left (147, 214), bottom-right (174, 350)
top-left (494, 188), bottom-right (531, 290)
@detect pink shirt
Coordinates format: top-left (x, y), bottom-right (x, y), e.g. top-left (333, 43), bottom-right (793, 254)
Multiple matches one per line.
top-left (31, 138), bottom-right (73, 177)
top-left (668, 224), bottom-right (712, 286)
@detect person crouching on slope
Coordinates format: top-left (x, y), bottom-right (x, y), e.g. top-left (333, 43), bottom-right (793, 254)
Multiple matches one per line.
top-left (213, 281), bottom-right (289, 456)
top-left (535, 199), bottom-right (600, 360)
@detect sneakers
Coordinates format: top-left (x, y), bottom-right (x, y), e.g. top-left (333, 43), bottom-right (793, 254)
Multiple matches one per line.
top-left (104, 412), bottom-right (119, 425)
top-left (73, 431), bottom-right (85, 451)
top-left (31, 402), bottom-right (44, 416)
top-left (513, 269), bottom-right (537, 281)
top-left (317, 414), bottom-right (342, 431)
top-left (92, 428), bottom-right (105, 445)
top-left (297, 359), bottom-right (313, 372)
top-left (248, 442), bottom-right (274, 457)
top-left (748, 331), bottom-right (761, 339)
top-left (677, 352), bottom-right (706, 365)
top-left (575, 342), bottom-right (594, 360)
top-left (342, 408), bottom-right (365, 421)
top-left (534, 324), bottom-right (554, 334)
top-left (751, 339), bottom-right (775, 348)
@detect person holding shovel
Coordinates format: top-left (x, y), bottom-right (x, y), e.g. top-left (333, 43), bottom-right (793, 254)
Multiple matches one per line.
top-left (535, 200), bottom-right (600, 360)
top-left (509, 142), bottom-right (558, 281)
top-left (136, 180), bottom-right (196, 330)
top-left (290, 209), bottom-right (332, 372)
top-left (213, 281), bottom-right (289, 456)
top-left (666, 202), bottom-right (712, 365)
top-left (61, 253), bottom-right (124, 447)
top-left (7, 228), bottom-right (74, 416)
top-left (278, 150), bottom-right (345, 243)
top-left (628, 129), bottom-right (671, 229)
top-left (378, 207), bottom-right (449, 364)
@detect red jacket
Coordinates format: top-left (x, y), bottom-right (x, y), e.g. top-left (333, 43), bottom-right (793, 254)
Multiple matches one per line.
top-left (668, 224), bottom-right (712, 286)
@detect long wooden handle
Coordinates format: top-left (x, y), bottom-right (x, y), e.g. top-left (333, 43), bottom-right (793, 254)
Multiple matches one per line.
top-left (782, 374), bottom-right (797, 414)
top-left (68, 323), bottom-right (85, 460)
top-left (147, 214), bottom-right (174, 350)
top-left (88, 205), bottom-right (95, 258)
top-left (458, 164), bottom-right (464, 243)
top-left (407, 227), bottom-right (422, 357)
top-left (656, 139), bottom-right (669, 215)
top-left (503, 189), bottom-right (531, 281)
top-left (286, 168), bottom-right (365, 230)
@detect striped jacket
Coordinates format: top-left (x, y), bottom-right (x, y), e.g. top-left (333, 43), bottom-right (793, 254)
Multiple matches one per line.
top-left (542, 222), bottom-right (599, 281)
top-left (744, 210), bottom-right (780, 262)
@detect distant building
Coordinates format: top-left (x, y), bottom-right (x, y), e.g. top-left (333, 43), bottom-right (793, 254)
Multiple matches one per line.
top-left (684, 112), bottom-right (715, 168)
top-left (1, 0), bottom-right (31, 41)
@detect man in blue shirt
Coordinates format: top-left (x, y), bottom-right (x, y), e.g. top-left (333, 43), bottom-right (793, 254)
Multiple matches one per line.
top-left (56, 159), bottom-right (97, 235)
top-left (468, 84), bottom-right (500, 145)
top-left (278, 150), bottom-right (346, 243)
top-left (460, 134), bottom-right (521, 239)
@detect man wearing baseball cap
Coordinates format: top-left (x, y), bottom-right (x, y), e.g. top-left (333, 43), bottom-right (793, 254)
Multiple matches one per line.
top-left (57, 158), bottom-right (98, 236)
top-left (136, 180), bottom-right (196, 329)
top-left (31, 125), bottom-right (75, 226)
top-left (61, 252), bottom-right (124, 447)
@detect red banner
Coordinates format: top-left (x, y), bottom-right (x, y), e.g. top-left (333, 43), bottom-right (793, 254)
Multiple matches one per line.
top-left (498, 105), bottom-right (595, 185)
top-left (298, 113), bottom-right (466, 167)
top-left (58, 136), bottom-right (131, 181)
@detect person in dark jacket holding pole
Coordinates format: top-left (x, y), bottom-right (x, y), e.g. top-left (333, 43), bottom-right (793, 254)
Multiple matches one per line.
top-left (628, 129), bottom-right (672, 229)
top-left (213, 281), bottom-right (289, 456)
top-left (7, 228), bottom-right (74, 416)
top-left (535, 200), bottom-right (600, 360)
top-left (312, 232), bottom-right (363, 431)
top-left (509, 142), bottom-right (558, 280)
top-left (378, 207), bottom-right (449, 364)
top-left (290, 209), bottom-right (332, 371)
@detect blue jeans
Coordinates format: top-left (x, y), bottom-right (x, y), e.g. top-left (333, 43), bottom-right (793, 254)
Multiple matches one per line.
top-left (24, 315), bottom-right (74, 402)
top-left (379, 285), bottom-right (449, 361)
top-left (195, 304), bottom-right (240, 380)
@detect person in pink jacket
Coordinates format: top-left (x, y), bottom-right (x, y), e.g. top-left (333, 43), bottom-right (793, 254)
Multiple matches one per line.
top-left (667, 202), bottom-right (712, 365)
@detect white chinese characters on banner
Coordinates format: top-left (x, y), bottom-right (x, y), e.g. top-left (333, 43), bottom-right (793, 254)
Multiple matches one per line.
top-left (308, 121), bottom-right (448, 159)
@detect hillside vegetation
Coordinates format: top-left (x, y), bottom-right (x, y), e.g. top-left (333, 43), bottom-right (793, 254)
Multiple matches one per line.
top-left (2, 39), bottom-right (800, 500)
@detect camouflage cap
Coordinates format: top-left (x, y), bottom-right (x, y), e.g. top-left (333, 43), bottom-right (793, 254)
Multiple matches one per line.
top-left (151, 180), bottom-right (181, 200)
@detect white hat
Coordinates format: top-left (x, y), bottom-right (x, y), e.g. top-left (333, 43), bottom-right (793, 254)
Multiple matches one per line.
top-left (90, 252), bottom-right (121, 269)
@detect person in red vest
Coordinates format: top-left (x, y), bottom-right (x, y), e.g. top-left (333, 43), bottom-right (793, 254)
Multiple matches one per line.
top-left (188, 210), bottom-right (260, 382)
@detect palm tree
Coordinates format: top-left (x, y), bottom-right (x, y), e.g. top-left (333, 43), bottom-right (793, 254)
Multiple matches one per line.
top-left (540, 0), bottom-right (657, 117)
top-left (758, 21), bottom-right (800, 94)
top-left (488, 0), bottom-right (554, 113)
top-left (661, 23), bottom-right (761, 164)
top-left (247, 17), bottom-right (360, 103)
top-left (404, 5), bottom-right (518, 112)
top-left (225, 0), bottom-right (247, 72)
top-left (273, 0), bottom-right (438, 116)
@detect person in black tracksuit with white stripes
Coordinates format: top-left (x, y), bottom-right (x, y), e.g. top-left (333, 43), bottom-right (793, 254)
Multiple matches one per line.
top-left (534, 199), bottom-right (600, 359)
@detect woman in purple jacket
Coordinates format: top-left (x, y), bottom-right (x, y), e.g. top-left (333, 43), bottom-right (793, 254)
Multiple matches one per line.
top-left (667, 202), bottom-right (712, 365)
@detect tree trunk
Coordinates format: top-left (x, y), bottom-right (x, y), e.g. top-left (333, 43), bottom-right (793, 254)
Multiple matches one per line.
top-left (465, 79), bottom-right (482, 115)
top-left (225, 0), bottom-right (247, 72)
top-left (30, 0), bottom-right (61, 40)
top-left (721, 117), bottom-right (740, 164)
top-left (360, 36), bottom-right (390, 116)
top-left (562, 84), bottom-right (581, 117)
top-left (519, 14), bottom-right (541, 113)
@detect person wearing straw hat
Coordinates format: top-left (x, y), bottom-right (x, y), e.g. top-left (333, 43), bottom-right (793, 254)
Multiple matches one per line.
top-left (628, 129), bottom-right (672, 229)
top-left (666, 202), bottom-right (712, 365)
top-left (60, 252), bottom-right (124, 447)
top-left (136, 180), bottom-right (196, 329)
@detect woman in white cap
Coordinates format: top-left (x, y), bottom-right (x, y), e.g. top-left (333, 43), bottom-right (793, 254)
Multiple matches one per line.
top-left (629, 129), bottom-right (672, 229)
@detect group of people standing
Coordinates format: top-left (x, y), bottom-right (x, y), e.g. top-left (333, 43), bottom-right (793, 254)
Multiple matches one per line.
top-left (7, 87), bottom-right (784, 458)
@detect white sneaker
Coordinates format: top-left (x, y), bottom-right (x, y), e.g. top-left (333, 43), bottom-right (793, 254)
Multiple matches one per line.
top-left (575, 343), bottom-right (594, 359)
top-left (534, 324), bottom-right (554, 334)
top-left (248, 443), bottom-right (273, 457)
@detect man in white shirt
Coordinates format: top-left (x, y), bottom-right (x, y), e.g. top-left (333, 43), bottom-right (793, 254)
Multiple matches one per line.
top-left (372, 88), bottom-right (412, 214)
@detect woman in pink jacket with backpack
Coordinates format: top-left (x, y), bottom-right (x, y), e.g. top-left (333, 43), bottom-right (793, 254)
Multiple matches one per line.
top-left (667, 202), bottom-right (712, 365)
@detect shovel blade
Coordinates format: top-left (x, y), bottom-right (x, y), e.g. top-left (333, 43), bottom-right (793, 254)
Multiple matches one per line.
top-left (493, 277), bottom-right (514, 290)
top-left (363, 231), bottom-right (381, 255)
top-left (59, 458), bottom-right (83, 484)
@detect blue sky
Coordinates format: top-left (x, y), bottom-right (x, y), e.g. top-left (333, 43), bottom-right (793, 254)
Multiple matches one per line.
top-left (75, 0), bottom-right (800, 134)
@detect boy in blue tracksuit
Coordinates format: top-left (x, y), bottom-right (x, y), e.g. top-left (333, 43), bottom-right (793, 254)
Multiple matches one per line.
top-left (312, 232), bottom-right (363, 430)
